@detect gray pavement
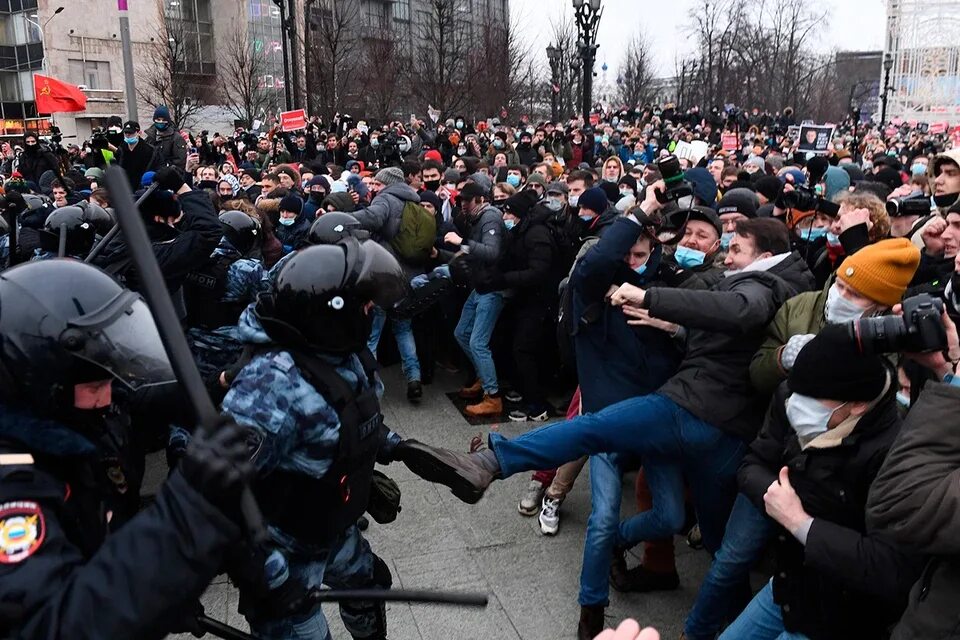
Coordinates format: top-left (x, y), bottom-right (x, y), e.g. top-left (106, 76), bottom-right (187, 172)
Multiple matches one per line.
top-left (159, 364), bottom-right (711, 640)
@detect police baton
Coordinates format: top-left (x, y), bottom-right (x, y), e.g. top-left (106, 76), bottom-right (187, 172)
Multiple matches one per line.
top-left (103, 167), bottom-right (267, 544)
top-left (196, 614), bottom-right (260, 640)
top-left (84, 181), bottom-right (159, 264)
top-left (309, 588), bottom-right (488, 607)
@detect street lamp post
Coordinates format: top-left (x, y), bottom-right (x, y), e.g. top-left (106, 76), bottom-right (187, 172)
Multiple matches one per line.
top-left (572, 0), bottom-right (602, 124)
top-left (546, 44), bottom-right (561, 123)
top-left (570, 56), bottom-right (582, 121)
top-left (272, 0), bottom-right (292, 110)
top-left (880, 53), bottom-right (893, 125)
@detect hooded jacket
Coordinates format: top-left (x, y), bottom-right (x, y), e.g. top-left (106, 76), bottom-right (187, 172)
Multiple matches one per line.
top-left (17, 144), bottom-right (60, 184)
top-left (475, 203), bottom-right (556, 297)
top-left (642, 251), bottom-right (816, 441)
top-left (740, 382), bottom-right (922, 640)
top-left (144, 124), bottom-right (187, 171)
top-left (351, 182), bottom-right (421, 245)
top-left (867, 381), bottom-right (960, 640)
top-left (570, 217), bottom-right (685, 413)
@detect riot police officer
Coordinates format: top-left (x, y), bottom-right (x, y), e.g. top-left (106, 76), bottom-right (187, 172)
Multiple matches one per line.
top-left (33, 203), bottom-right (112, 261)
top-left (184, 210), bottom-right (270, 383)
top-left (0, 259), bottom-right (254, 638)
top-left (222, 239), bottom-right (408, 640)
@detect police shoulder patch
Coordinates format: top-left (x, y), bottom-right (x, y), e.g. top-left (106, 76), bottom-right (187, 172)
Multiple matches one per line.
top-left (0, 501), bottom-right (45, 564)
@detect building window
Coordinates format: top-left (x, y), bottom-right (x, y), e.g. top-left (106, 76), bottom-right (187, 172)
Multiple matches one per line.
top-left (393, 0), bottom-right (410, 22)
top-left (365, 3), bottom-right (383, 29)
top-left (67, 59), bottom-right (111, 90)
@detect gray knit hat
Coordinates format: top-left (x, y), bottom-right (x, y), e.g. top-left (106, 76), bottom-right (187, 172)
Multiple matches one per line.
top-left (375, 166), bottom-right (405, 187)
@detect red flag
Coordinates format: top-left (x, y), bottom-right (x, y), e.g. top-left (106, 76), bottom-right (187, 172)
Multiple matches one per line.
top-left (33, 74), bottom-right (87, 114)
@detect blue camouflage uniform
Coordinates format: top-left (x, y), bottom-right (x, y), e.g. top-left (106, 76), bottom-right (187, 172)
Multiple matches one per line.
top-left (221, 307), bottom-right (400, 640)
top-left (186, 239), bottom-right (270, 382)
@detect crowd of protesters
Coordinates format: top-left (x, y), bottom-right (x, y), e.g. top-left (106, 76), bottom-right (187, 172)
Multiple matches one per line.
top-left (1, 100), bottom-right (959, 640)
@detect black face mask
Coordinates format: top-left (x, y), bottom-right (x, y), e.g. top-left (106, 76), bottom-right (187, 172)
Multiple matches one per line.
top-left (934, 192), bottom-right (959, 208)
top-left (424, 179), bottom-right (441, 191)
top-left (309, 192), bottom-right (325, 203)
top-left (196, 180), bottom-right (219, 191)
top-left (24, 143), bottom-right (37, 153)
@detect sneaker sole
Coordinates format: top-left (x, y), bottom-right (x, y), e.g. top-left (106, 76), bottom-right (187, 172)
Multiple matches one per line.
top-left (518, 503), bottom-right (540, 516)
top-left (539, 522), bottom-right (559, 535)
top-left (508, 414), bottom-right (529, 422)
top-left (528, 411), bottom-right (550, 421)
top-left (400, 442), bottom-right (485, 505)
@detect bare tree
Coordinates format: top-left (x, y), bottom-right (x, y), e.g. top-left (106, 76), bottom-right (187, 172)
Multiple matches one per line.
top-left (409, 0), bottom-right (473, 119)
top-left (616, 33), bottom-right (655, 110)
top-left (136, 2), bottom-right (205, 128)
top-left (547, 16), bottom-right (580, 121)
top-left (218, 20), bottom-right (277, 128)
top-left (303, 0), bottom-right (363, 122)
top-left (358, 32), bottom-right (405, 122)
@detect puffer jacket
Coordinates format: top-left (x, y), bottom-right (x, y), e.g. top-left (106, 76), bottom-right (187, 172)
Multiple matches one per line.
top-left (642, 251), bottom-right (816, 441)
top-left (867, 381), bottom-right (960, 640)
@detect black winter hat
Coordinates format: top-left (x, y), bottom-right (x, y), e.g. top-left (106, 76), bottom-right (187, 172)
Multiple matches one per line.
top-left (789, 324), bottom-right (888, 401)
top-left (618, 175), bottom-right (638, 193)
top-left (754, 175), bottom-right (782, 203)
top-left (717, 188), bottom-right (759, 218)
top-left (502, 189), bottom-right (538, 218)
top-left (279, 193), bottom-right (303, 215)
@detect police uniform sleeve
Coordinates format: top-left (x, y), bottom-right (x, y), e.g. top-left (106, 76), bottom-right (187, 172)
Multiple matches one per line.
top-left (0, 470), bottom-right (240, 640)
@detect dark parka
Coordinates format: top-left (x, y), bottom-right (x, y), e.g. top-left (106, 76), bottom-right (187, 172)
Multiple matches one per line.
top-left (476, 203), bottom-right (556, 297)
top-left (739, 383), bottom-right (923, 640)
top-left (867, 381), bottom-right (960, 640)
top-left (641, 252), bottom-right (816, 441)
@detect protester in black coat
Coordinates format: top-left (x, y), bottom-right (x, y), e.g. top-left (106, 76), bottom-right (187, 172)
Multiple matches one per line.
top-left (729, 325), bottom-right (923, 640)
top-left (17, 134), bottom-right (60, 184)
top-left (116, 122), bottom-right (161, 191)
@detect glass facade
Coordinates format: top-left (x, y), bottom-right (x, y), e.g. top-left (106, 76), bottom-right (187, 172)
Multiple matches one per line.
top-left (248, 0), bottom-right (285, 93)
top-left (0, 0), bottom-right (49, 137)
top-left (165, 0), bottom-right (216, 76)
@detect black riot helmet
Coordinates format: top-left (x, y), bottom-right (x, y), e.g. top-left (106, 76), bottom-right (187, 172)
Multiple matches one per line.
top-left (255, 239), bottom-right (406, 354)
top-left (77, 200), bottom-right (115, 235)
top-left (0, 261), bottom-right (175, 417)
top-left (39, 206), bottom-right (98, 256)
top-left (219, 210), bottom-right (261, 256)
top-left (20, 194), bottom-right (54, 229)
top-left (308, 211), bottom-right (369, 245)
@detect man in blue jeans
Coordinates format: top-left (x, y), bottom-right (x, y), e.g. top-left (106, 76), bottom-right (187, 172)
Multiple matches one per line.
top-left (441, 181), bottom-right (506, 417)
top-left (367, 306), bottom-right (422, 402)
top-left (400, 218), bottom-right (815, 561)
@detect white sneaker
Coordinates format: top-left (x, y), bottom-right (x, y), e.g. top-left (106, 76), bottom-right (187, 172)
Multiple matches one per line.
top-left (539, 496), bottom-right (562, 535)
top-left (517, 480), bottom-right (546, 516)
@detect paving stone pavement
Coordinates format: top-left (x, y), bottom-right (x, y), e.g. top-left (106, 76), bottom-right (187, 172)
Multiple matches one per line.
top-left (156, 364), bottom-right (712, 640)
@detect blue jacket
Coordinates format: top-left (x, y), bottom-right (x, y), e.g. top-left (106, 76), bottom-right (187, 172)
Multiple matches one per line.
top-left (569, 217), bottom-right (683, 413)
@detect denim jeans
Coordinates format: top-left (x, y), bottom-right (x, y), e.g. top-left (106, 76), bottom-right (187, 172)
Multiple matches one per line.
top-left (579, 453), bottom-right (622, 607)
top-left (618, 459), bottom-right (686, 548)
top-left (247, 526), bottom-right (378, 640)
top-left (718, 581), bottom-right (810, 640)
top-left (686, 493), bottom-right (775, 640)
top-left (367, 305), bottom-right (421, 382)
top-left (489, 393), bottom-right (746, 553)
top-left (454, 290), bottom-right (504, 394)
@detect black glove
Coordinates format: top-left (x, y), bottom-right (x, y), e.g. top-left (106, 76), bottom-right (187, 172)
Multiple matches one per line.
top-left (153, 165), bottom-right (186, 192)
top-left (3, 191), bottom-right (25, 216)
top-left (180, 420), bottom-right (257, 519)
top-left (168, 601), bottom-right (205, 638)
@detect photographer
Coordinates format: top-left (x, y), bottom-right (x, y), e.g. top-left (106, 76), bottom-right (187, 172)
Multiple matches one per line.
top-left (867, 310), bottom-right (960, 640)
top-left (717, 325), bottom-right (924, 640)
top-left (751, 239), bottom-right (921, 395)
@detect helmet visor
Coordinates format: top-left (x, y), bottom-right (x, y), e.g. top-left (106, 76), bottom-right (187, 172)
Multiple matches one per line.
top-left (66, 291), bottom-right (175, 390)
top-left (353, 240), bottom-right (408, 308)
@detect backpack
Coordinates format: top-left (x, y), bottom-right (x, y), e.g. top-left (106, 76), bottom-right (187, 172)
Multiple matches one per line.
top-left (390, 200), bottom-right (437, 264)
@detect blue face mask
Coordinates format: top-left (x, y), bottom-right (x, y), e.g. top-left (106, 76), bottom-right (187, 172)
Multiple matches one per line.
top-left (124, 136), bottom-right (139, 145)
top-left (800, 226), bottom-right (828, 242)
top-left (826, 232), bottom-right (841, 246)
top-left (720, 232), bottom-right (734, 249)
top-left (154, 121), bottom-right (168, 130)
top-left (506, 174), bottom-right (521, 188)
top-left (674, 245), bottom-right (706, 269)
top-left (579, 213), bottom-right (594, 223)
top-left (910, 163), bottom-right (927, 176)
top-left (279, 217), bottom-right (296, 226)
top-left (632, 262), bottom-right (647, 276)
top-left (895, 391), bottom-right (910, 408)
top-left (503, 219), bottom-right (516, 230)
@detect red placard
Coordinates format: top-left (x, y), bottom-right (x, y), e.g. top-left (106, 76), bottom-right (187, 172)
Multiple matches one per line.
top-left (721, 133), bottom-right (738, 152)
top-left (280, 109), bottom-right (307, 132)
top-left (929, 122), bottom-right (948, 135)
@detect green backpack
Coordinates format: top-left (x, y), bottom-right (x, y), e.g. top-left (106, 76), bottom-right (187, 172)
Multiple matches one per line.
top-left (390, 200), bottom-right (437, 264)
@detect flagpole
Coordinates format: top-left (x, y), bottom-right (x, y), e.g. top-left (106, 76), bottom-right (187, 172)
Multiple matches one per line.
top-left (119, 0), bottom-right (138, 122)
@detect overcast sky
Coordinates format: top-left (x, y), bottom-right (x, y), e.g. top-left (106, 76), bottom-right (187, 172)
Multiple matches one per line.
top-left (511, 0), bottom-right (887, 79)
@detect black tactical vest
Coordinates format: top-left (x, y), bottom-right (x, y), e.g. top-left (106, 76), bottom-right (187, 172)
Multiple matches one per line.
top-left (183, 255), bottom-right (249, 330)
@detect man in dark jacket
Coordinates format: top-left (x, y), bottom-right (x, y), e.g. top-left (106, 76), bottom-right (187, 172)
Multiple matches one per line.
top-left (401, 218), bottom-right (816, 557)
top-left (92, 167), bottom-right (222, 318)
top-left (17, 133), bottom-right (60, 184)
top-left (867, 315), bottom-right (960, 640)
top-left (115, 121), bottom-right (160, 191)
top-left (475, 189), bottom-right (557, 422)
top-left (719, 325), bottom-right (922, 640)
top-left (143, 105), bottom-right (187, 171)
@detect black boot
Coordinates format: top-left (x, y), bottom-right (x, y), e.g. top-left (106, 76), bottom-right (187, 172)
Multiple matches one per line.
top-left (406, 380), bottom-right (423, 402)
top-left (577, 604), bottom-right (605, 640)
top-left (611, 564), bottom-right (680, 593)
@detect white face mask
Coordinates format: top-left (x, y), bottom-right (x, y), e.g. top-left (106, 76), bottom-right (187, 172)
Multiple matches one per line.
top-left (786, 392), bottom-right (846, 442)
top-left (824, 283), bottom-right (870, 324)
top-left (569, 194), bottom-right (580, 208)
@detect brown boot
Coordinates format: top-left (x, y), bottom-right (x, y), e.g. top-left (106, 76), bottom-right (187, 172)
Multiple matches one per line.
top-left (458, 379), bottom-right (483, 399)
top-left (577, 604), bottom-right (605, 640)
top-left (466, 394), bottom-right (502, 417)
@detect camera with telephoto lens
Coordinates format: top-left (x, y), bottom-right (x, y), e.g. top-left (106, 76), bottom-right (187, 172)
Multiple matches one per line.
top-left (376, 129), bottom-right (410, 167)
top-left (849, 293), bottom-right (946, 355)
top-left (781, 185), bottom-right (840, 216)
top-left (885, 197), bottom-right (930, 217)
top-left (654, 154), bottom-right (693, 204)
